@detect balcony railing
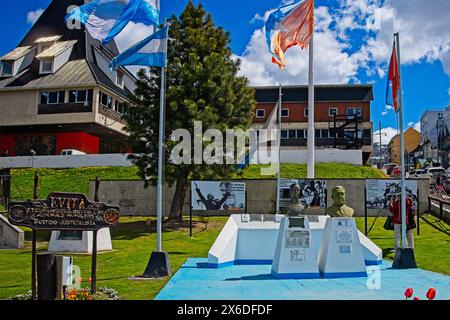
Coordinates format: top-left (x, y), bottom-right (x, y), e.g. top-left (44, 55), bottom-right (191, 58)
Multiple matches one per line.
top-left (281, 137), bottom-right (372, 147)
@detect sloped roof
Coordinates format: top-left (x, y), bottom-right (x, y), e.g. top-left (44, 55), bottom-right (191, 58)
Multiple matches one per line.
top-left (0, 60), bottom-right (96, 90)
top-left (35, 35), bottom-right (62, 44)
top-left (0, 46), bottom-right (34, 61)
top-left (254, 84), bottom-right (374, 103)
top-left (36, 40), bottom-right (77, 59)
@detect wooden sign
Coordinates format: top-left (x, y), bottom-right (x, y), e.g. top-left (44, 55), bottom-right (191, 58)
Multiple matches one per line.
top-left (8, 192), bottom-right (120, 231)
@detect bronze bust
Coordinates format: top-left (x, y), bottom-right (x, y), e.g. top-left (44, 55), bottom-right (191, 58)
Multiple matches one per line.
top-left (325, 186), bottom-right (354, 217)
top-left (286, 183), bottom-right (305, 216)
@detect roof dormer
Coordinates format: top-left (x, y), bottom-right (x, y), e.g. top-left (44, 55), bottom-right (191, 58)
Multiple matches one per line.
top-left (35, 35), bottom-right (62, 54)
top-left (36, 39), bottom-right (77, 75)
top-left (0, 46), bottom-right (36, 77)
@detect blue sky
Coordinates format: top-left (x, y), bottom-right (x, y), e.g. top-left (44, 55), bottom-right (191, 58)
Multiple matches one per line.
top-left (1, 0), bottom-right (449, 143)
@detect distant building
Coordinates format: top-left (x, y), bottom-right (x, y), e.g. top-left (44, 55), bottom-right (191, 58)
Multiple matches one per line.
top-left (0, 0), bottom-right (136, 156)
top-left (387, 127), bottom-right (421, 165)
top-left (369, 142), bottom-right (388, 166)
top-left (252, 84), bottom-right (374, 164)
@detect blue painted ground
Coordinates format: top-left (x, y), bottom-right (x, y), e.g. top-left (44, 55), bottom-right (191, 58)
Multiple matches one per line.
top-left (156, 258), bottom-right (450, 300)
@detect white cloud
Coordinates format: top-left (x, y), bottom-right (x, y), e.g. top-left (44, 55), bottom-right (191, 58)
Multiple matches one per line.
top-left (27, 9), bottom-right (44, 25)
top-left (448, 87), bottom-right (450, 95)
top-left (373, 127), bottom-right (398, 145)
top-left (236, 0), bottom-right (450, 86)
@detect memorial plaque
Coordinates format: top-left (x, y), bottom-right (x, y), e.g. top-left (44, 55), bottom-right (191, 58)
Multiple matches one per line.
top-left (336, 230), bottom-right (353, 243)
top-left (288, 217), bottom-right (305, 228)
top-left (285, 230), bottom-right (310, 248)
top-left (8, 192), bottom-right (120, 231)
top-left (339, 245), bottom-right (352, 254)
top-left (290, 249), bottom-right (306, 262)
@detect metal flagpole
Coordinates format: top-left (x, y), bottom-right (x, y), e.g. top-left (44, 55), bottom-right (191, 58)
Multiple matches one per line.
top-left (276, 84), bottom-right (282, 213)
top-left (156, 25), bottom-right (169, 253)
top-left (395, 32), bottom-right (407, 249)
top-left (307, 33), bottom-right (315, 179)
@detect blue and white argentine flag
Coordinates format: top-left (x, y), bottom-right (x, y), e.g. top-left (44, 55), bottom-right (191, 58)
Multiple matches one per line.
top-left (110, 25), bottom-right (168, 69)
top-left (66, 0), bottom-right (160, 44)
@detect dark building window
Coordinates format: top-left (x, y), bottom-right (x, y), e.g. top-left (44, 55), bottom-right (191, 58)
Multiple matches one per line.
top-left (281, 130), bottom-right (288, 139)
top-left (363, 129), bottom-right (371, 138)
top-left (69, 89), bottom-right (93, 103)
top-left (40, 91), bottom-right (65, 104)
top-left (304, 108), bottom-right (309, 117)
top-left (256, 109), bottom-right (265, 118)
top-left (315, 129), bottom-right (321, 138)
top-left (115, 101), bottom-right (125, 115)
top-left (321, 129), bottom-right (329, 138)
top-left (1, 61), bottom-right (13, 75)
top-left (100, 92), bottom-right (113, 109)
top-left (296, 129), bottom-right (304, 138)
top-left (281, 109), bottom-right (289, 117)
top-left (289, 130), bottom-right (296, 139)
top-left (329, 108), bottom-right (338, 116)
top-left (347, 108), bottom-right (363, 117)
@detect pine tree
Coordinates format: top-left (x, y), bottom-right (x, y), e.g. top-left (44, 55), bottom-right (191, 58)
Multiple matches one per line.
top-left (124, 1), bottom-right (256, 221)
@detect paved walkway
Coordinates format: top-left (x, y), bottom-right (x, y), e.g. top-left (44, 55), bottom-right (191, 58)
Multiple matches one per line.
top-left (156, 258), bottom-right (450, 300)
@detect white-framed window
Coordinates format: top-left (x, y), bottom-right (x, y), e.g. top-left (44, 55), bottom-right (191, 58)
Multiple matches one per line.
top-left (40, 91), bottom-right (65, 105)
top-left (321, 129), bottom-right (330, 138)
top-left (99, 92), bottom-right (113, 109)
top-left (1, 61), bottom-right (13, 76)
top-left (304, 108), bottom-right (309, 117)
top-left (256, 109), bottom-right (265, 118)
top-left (281, 130), bottom-right (288, 139)
top-left (40, 59), bottom-right (54, 74)
top-left (115, 100), bottom-right (125, 115)
top-left (329, 108), bottom-right (338, 116)
top-left (281, 108), bottom-right (289, 117)
top-left (69, 89), bottom-right (93, 103)
top-left (116, 71), bottom-right (124, 88)
top-left (296, 129), bottom-right (304, 138)
top-left (346, 107), bottom-right (363, 117)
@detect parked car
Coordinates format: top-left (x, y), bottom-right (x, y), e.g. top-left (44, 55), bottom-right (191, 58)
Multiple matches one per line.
top-left (60, 149), bottom-right (86, 156)
top-left (424, 167), bottom-right (446, 177)
top-left (383, 163), bottom-right (398, 176)
top-left (411, 169), bottom-right (427, 179)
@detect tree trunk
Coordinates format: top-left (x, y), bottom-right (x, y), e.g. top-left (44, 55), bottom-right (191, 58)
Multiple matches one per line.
top-left (168, 176), bottom-right (188, 221)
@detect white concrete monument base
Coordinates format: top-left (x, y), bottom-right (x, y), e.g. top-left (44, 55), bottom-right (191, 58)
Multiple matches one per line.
top-left (317, 218), bottom-right (367, 278)
top-left (271, 216), bottom-right (321, 279)
top-left (48, 228), bottom-right (113, 254)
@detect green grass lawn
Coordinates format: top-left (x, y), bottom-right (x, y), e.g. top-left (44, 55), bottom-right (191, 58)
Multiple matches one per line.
top-left (235, 163), bottom-right (387, 179)
top-left (0, 214), bottom-right (448, 300)
top-left (6, 163), bottom-right (386, 202)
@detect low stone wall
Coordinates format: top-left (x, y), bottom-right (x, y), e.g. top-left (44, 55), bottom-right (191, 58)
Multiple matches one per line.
top-left (89, 178), bottom-right (430, 217)
top-left (0, 213), bottom-right (24, 249)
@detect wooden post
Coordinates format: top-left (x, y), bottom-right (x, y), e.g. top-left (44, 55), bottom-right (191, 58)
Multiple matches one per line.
top-left (94, 177), bottom-right (101, 202)
top-left (91, 230), bottom-right (98, 294)
top-left (92, 177), bottom-right (100, 294)
top-left (364, 187), bottom-right (368, 236)
top-left (32, 171), bottom-right (39, 300)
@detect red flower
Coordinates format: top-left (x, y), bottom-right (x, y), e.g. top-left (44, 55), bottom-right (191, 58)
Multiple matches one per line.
top-left (87, 277), bottom-right (92, 283)
top-left (413, 297), bottom-right (420, 300)
top-left (426, 288), bottom-right (436, 300)
top-left (404, 288), bottom-right (414, 299)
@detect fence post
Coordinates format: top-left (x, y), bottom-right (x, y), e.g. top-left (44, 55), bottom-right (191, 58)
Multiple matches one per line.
top-left (31, 171), bottom-right (39, 300)
top-left (94, 177), bottom-right (101, 202)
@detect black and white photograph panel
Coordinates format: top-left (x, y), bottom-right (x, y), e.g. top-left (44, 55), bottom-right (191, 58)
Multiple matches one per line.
top-left (279, 179), bottom-right (327, 209)
top-left (191, 181), bottom-right (246, 212)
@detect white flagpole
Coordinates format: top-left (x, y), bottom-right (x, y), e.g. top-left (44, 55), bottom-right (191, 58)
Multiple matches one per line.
top-left (156, 25), bottom-right (169, 253)
top-left (276, 84), bottom-right (282, 213)
top-left (395, 32), bottom-right (407, 249)
top-left (307, 33), bottom-right (315, 179)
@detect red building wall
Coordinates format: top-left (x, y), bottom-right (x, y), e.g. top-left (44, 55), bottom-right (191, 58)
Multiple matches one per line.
top-left (253, 101), bottom-right (371, 123)
top-left (56, 132), bottom-right (100, 154)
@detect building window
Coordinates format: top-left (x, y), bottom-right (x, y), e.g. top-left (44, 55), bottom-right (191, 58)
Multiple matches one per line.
top-left (315, 129), bottom-right (321, 138)
top-left (296, 129), bottom-right (304, 138)
top-left (281, 130), bottom-right (288, 139)
top-left (116, 71), bottom-right (124, 88)
top-left (329, 108), bottom-right (338, 116)
top-left (115, 100), bottom-right (125, 115)
top-left (288, 130), bottom-right (296, 139)
top-left (346, 108), bottom-right (363, 117)
top-left (100, 92), bottom-right (113, 109)
top-left (38, 44), bottom-right (51, 54)
top-left (69, 89), bottom-right (93, 103)
top-left (304, 108), bottom-right (309, 117)
top-left (321, 129), bottom-right (329, 138)
top-left (256, 109), bottom-right (265, 118)
top-left (281, 109), bottom-right (289, 117)
top-left (40, 59), bottom-right (54, 74)
top-left (363, 129), bottom-right (371, 138)
top-left (1, 61), bottom-right (13, 76)
top-left (40, 91), bottom-right (65, 105)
